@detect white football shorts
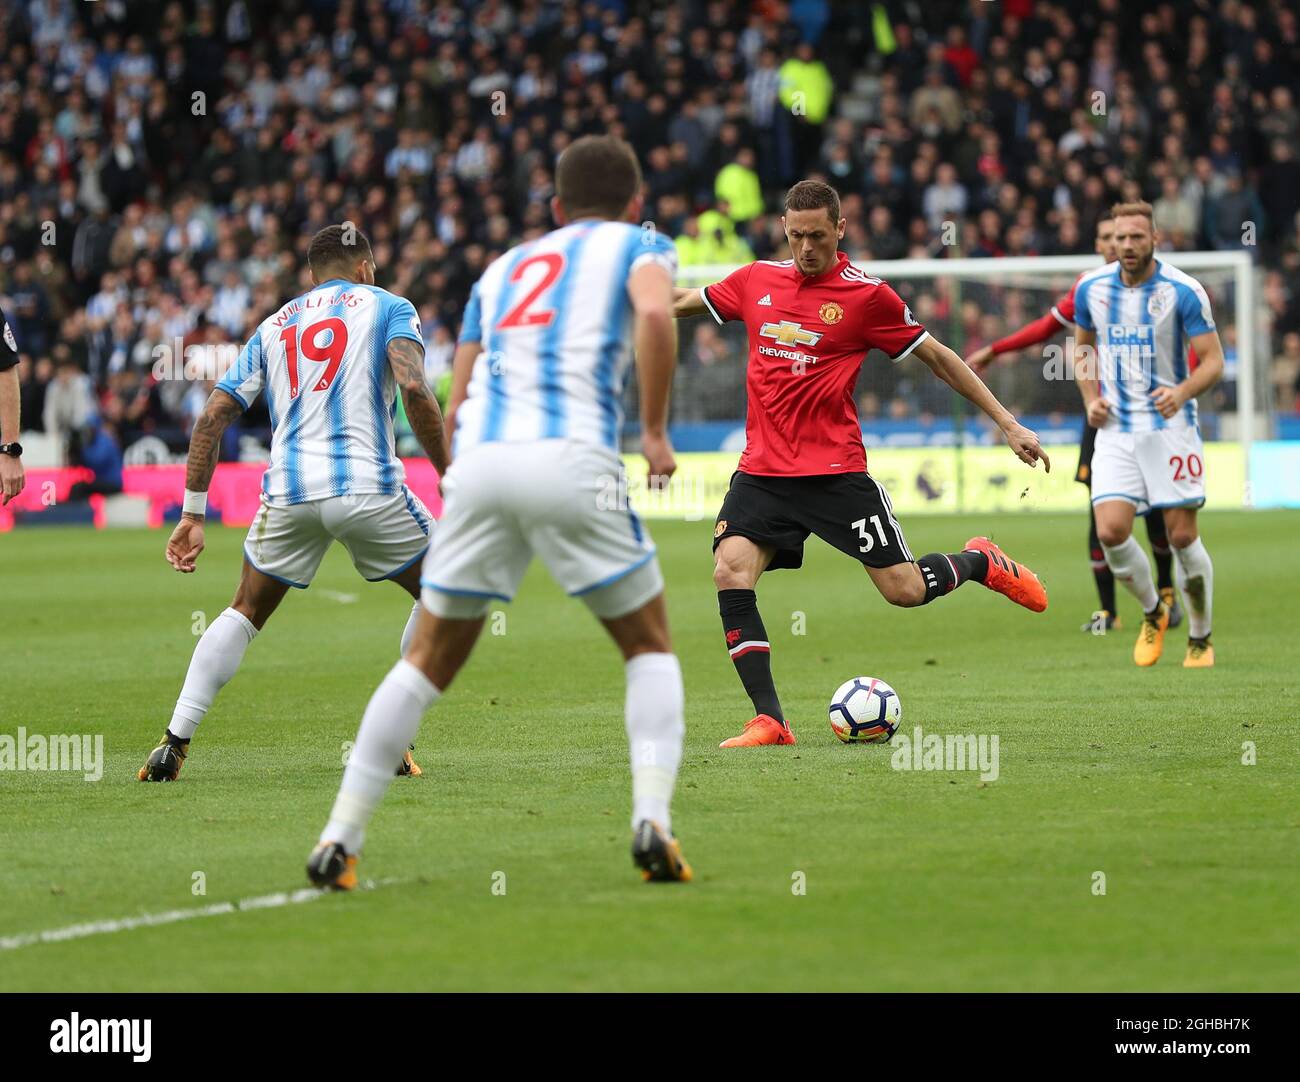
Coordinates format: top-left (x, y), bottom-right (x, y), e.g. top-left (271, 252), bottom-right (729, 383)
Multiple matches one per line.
top-left (1090, 424), bottom-right (1207, 513)
top-left (243, 487), bottom-right (433, 588)
top-left (420, 439), bottom-right (663, 620)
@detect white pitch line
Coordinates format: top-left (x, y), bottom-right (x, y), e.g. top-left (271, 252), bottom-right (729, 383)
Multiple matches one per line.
top-left (0, 878), bottom-right (402, 952)
top-left (317, 590), bottom-right (359, 604)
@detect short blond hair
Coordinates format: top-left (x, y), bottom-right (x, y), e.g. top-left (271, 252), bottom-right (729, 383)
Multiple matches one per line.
top-left (1110, 200), bottom-right (1155, 225)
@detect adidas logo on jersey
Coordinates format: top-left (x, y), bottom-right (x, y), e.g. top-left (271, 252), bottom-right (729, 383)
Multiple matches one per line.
top-left (757, 293), bottom-right (772, 306)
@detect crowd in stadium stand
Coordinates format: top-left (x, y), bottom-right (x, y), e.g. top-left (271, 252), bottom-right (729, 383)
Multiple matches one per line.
top-left (3, 0), bottom-right (1300, 471)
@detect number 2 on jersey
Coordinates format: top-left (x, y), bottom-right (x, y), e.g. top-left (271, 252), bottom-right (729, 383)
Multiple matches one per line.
top-left (279, 318), bottom-right (348, 399)
top-left (496, 252), bottom-right (565, 329)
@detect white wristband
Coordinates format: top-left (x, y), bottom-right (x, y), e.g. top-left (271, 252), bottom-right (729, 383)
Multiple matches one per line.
top-left (182, 489), bottom-right (208, 516)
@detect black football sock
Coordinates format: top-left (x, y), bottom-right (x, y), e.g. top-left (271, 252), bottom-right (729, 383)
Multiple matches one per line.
top-left (718, 588), bottom-right (785, 724)
top-left (1089, 507), bottom-right (1117, 613)
top-left (916, 550), bottom-right (989, 604)
top-left (1144, 511), bottom-right (1174, 591)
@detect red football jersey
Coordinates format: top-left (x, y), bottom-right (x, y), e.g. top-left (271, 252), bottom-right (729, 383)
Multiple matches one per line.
top-left (702, 251), bottom-right (928, 476)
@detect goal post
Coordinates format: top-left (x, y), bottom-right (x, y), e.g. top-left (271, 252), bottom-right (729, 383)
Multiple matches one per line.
top-left (673, 250), bottom-right (1265, 511)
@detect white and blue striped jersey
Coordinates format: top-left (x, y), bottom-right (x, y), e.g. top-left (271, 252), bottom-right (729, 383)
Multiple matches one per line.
top-left (453, 219), bottom-right (678, 454)
top-left (217, 279), bottom-right (422, 506)
top-left (1074, 259), bottom-right (1216, 433)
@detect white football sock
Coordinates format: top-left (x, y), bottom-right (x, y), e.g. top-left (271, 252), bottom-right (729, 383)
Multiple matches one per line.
top-left (169, 607), bottom-right (258, 740)
top-left (1173, 537), bottom-right (1214, 638)
top-left (321, 659), bottom-right (440, 853)
top-left (1101, 535), bottom-right (1159, 613)
top-left (399, 600), bottom-right (421, 656)
top-left (624, 652), bottom-right (685, 832)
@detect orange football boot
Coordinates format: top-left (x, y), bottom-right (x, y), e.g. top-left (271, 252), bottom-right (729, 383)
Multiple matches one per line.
top-left (964, 536), bottom-right (1048, 613)
top-left (719, 714), bottom-right (797, 748)
top-left (1183, 636), bottom-right (1214, 668)
top-left (1134, 601), bottom-right (1170, 667)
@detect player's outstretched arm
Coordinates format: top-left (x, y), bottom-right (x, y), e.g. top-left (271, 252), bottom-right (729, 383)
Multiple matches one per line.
top-left (166, 387), bottom-right (243, 572)
top-left (388, 337), bottom-right (449, 476)
top-left (912, 335), bottom-right (1050, 472)
top-left (1150, 330), bottom-right (1224, 419)
top-left (967, 310), bottom-right (1068, 375)
top-left (671, 286), bottom-right (708, 319)
top-left (1071, 327), bottom-right (1109, 427)
top-left (632, 264), bottom-right (679, 485)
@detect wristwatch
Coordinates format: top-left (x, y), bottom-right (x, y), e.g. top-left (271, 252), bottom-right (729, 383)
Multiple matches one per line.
top-left (0, 442), bottom-right (21, 458)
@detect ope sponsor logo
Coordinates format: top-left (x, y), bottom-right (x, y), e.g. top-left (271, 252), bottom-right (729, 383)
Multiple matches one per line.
top-left (50, 1014), bottom-right (151, 1062)
top-left (0, 728), bottom-right (104, 781)
top-left (890, 725), bottom-right (1000, 782)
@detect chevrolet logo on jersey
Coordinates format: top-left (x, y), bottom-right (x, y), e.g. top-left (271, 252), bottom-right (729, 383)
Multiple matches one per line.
top-left (759, 321), bottom-right (823, 348)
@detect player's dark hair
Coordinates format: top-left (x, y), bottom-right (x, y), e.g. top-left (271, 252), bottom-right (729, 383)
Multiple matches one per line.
top-left (308, 224), bottom-right (373, 277)
top-left (784, 180), bottom-right (841, 226)
top-left (555, 135), bottom-right (643, 220)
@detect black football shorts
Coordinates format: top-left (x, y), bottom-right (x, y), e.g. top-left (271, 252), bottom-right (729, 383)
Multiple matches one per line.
top-left (711, 470), bottom-right (914, 571)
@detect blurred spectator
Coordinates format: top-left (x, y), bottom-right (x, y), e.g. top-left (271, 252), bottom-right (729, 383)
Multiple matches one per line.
top-left (865, 206), bottom-right (906, 261)
top-left (715, 149), bottom-right (764, 224)
top-left (779, 41), bottom-right (833, 165)
top-left (1153, 176), bottom-right (1199, 250)
top-left (909, 65), bottom-right (962, 134)
top-left (18, 357), bottom-right (53, 433)
top-left (1272, 332), bottom-right (1300, 412)
top-left (68, 412), bottom-right (123, 502)
top-left (6, 263), bottom-right (51, 356)
top-left (43, 360), bottom-right (96, 456)
top-left (923, 163), bottom-right (968, 231)
top-left (1205, 173), bottom-right (1264, 253)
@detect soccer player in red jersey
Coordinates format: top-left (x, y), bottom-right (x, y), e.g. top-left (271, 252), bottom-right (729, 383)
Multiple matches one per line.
top-left (673, 180), bottom-right (1051, 748)
top-left (966, 212), bottom-right (1183, 633)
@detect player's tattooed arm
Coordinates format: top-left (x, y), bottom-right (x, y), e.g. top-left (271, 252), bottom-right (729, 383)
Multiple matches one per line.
top-left (388, 337), bottom-right (449, 475)
top-left (167, 387), bottom-right (241, 571)
top-left (913, 335), bottom-right (1050, 472)
top-left (184, 388), bottom-right (244, 506)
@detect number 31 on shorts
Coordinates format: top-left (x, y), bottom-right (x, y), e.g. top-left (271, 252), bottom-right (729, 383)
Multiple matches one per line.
top-left (853, 515), bottom-right (890, 553)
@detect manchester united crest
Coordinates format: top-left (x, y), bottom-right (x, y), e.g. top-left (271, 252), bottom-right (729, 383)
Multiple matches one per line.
top-left (818, 301), bottom-right (844, 325)
top-left (714, 519), bottom-right (728, 538)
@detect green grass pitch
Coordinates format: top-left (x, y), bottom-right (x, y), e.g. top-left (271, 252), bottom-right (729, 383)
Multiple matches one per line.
top-left (1, 510), bottom-right (1297, 991)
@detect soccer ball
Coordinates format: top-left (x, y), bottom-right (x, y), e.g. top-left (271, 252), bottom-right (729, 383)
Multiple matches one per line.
top-left (828, 677), bottom-right (901, 744)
